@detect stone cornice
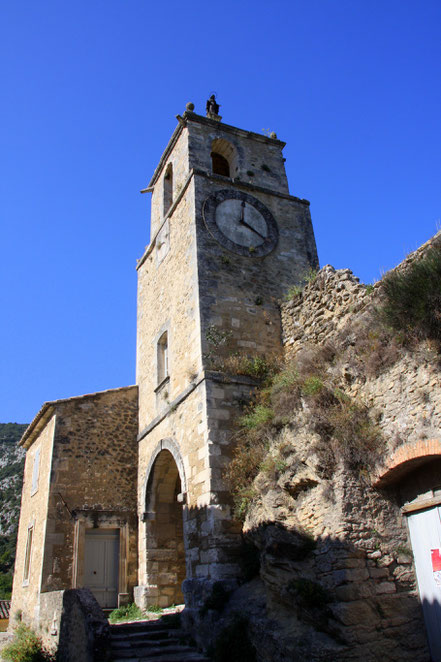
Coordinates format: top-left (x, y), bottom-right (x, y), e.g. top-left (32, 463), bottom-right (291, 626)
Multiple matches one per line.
top-left (137, 370), bottom-right (259, 442)
top-left (183, 111), bottom-right (286, 148)
top-left (20, 404), bottom-right (55, 450)
top-left (147, 122), bottom-right (185, 189)
top-left (136, 168), bottom-right (310, 270)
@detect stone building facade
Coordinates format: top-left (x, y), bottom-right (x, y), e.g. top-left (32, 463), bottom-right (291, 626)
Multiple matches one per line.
top-left (10, 105), bottom-right (441, 659)
top-left (10, 386), bottom-right (138, 626)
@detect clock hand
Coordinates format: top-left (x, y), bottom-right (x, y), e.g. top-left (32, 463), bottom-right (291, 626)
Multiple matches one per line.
top-left (237, 201), bottom-right (266, 240)
top-left (239, 218), bottom-right (267, 241)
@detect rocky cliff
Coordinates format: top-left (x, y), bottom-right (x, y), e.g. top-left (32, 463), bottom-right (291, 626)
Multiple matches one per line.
top-left (0, 423), bottom-right (27, 599)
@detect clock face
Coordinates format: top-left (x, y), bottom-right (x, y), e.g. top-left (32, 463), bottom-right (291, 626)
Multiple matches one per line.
top-left (202, 190), bottom-right (278, 257)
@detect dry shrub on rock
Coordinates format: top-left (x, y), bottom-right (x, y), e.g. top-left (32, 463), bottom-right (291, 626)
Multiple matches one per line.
top-left (225, 343), bottom-right (384, 519)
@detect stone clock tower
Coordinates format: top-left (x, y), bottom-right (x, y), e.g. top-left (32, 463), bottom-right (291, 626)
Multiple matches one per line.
top-left (134, 101), bottom-right (318, 609)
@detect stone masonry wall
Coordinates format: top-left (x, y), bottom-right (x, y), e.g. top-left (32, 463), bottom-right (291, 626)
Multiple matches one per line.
top-left (41, 386), bottom-right (138, 596)
top-left (149, 126), bottom-right (190, 238)
top-left (38, 588), bottom-right (110, 661)
top-left (186, 112), bottom-right (291, 195)
top-left (10, 415), bottom-right (56, 626)
top-left (137, 175), bottom-right (201, 432)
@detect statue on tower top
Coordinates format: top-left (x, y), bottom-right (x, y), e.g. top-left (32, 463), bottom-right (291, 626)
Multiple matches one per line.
top-left (206, 94), bottom-right (222, 121)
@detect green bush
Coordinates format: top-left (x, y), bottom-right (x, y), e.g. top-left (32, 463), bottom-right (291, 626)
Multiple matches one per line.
top-left (380, 240), bottom-right (441, 344)
top-left (108, 603), bottom-right (144, 623)
top-left (206, 352), bottom-right (281, 382)
top-left (285, 284), bottom-right (302, 300)
top-left (233, 487), bottom-right (258, 521)
top-left (302, 376), bottom-right (324, 396)
top-left (2, 625), bottom-right (55, 662)
top-left (303, 267), bottom-right (318, 284)
top-left (239, 405), bottom-right (274, 429)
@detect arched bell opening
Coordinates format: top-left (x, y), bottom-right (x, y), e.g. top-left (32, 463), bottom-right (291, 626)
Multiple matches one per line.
top-left (144, 448), bottom-right (186, 607)
top-left (211, 138), bottom-right (237, 177)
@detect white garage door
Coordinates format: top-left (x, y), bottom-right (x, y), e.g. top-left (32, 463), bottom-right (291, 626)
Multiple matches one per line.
top-left (407, 506), bottom-right (441, 662)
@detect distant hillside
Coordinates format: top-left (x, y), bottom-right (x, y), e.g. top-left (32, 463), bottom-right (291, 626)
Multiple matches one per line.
top-left (0, 422), bottom-right (27, 599)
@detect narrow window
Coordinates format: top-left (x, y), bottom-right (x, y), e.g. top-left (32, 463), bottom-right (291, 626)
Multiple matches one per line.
top-left (31, 448), bottom-right (40, 495)
top-left (163, 164), bottom-right (173, 215)
top-left (211, 152), bottom-right (230, 177)
top-left (23, 525), bottom-right (34, 582)
top-left (157, 332), bottom-right (168, 384)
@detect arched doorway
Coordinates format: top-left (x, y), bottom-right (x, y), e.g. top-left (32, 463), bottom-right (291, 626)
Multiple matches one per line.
top-left (144, 444), bottom-right (186, 607)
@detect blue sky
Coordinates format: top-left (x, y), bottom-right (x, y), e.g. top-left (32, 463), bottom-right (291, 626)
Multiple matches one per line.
top-left (1, 0), bottom-right (440, 423)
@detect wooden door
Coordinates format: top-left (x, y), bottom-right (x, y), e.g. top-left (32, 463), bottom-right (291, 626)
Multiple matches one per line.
top-left (407, 506), bottom-right (441, 661)
top-left (84, 529), bottom-right (119, 609)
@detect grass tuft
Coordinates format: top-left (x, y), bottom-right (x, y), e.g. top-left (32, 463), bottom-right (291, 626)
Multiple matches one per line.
top-left (108, 603), bottom-right (144, 623)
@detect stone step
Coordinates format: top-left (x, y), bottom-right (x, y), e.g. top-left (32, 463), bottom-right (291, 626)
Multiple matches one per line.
top-left (108, 613), bottom-right (210, 661)
top-left (112, 655), bottom-right (211, 662)
top-left (111, 644), bottom-right (198, 657)
top-left (111, 620), bottom-right (178, 632)
top-left (111, 639), bottom-right (181, 654)
top-left (112, 630), bottom-right (172, 642)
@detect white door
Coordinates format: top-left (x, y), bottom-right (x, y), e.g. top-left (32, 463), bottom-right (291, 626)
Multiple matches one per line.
top-left (407, 506), bottom-right (441, 661)
top-left (84, 529), bottom-right (119, 609)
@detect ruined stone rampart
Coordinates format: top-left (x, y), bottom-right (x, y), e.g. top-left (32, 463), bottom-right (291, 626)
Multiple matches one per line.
top-left (281, 264), bottom-right (368, 357)
top-left (281, 232), bottom-right (441, 471)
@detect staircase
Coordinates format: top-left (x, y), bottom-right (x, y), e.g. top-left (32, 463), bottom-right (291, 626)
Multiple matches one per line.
top-left (110, 617), bottom-right (211, 662)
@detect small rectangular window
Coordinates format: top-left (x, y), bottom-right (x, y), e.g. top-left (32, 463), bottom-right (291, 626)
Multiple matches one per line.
top-left (157, 332), bottom-right (169, 384)
top-left (23, 525), bottom-right (34, 583)
top-left (163, 164), bottom-right (173, 215)
top-left (31, 448), bottom-right (40, 495)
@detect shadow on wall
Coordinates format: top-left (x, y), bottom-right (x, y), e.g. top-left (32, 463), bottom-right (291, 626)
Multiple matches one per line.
top-left (179, 511), bottom-right (432, 662)
top-left (38, 588), bottom-right (111, 662)
top-left (421, 598), bottom-right (441, 662)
